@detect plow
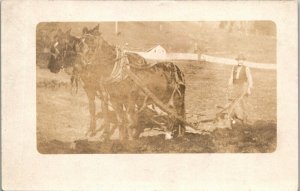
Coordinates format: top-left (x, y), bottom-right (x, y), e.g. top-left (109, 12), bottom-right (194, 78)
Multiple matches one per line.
top-left (123, 52), bottom-right (249, 133)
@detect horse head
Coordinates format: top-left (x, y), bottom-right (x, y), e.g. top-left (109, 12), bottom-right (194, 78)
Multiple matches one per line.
top-left (47, 24), bottom-right (118, 80)
top-left (48, 28), bottom-right (79, 74)
top-left (74, 25), bottom-right (118, 79)
top-left (80, 24), bottom-right (116, 64)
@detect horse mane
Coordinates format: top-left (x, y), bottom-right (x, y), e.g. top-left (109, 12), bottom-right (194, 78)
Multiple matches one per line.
top-left (94, 37), bottom-right (116, 64)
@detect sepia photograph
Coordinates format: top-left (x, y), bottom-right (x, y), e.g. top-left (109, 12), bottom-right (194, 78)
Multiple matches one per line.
top-left (2, 1), bottom-right (297, 190)
top-left (36, 21), bottom-right (277, 154)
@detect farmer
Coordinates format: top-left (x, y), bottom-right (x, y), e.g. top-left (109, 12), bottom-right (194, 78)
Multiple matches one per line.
top-left (194, 42), bottom-right (205, 63)
top-left (227, 54), bottom-right (253, 124)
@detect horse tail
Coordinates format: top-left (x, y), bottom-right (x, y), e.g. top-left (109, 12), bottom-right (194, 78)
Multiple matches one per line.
top-left (176, 65), bottom-right (186, 120)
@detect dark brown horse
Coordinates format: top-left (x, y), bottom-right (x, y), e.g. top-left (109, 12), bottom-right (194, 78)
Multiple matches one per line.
top-left (48, 26), bottom-right (113, 138)
top-left (48, 25), bottom-right (186, 140)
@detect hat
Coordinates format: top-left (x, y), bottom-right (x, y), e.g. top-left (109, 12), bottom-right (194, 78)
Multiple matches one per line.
top-left (235, 54), bottom-right (246, 61)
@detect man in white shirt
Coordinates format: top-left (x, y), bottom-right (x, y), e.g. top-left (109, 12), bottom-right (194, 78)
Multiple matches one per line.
top-left (227, 54), bottom-right (253, 125)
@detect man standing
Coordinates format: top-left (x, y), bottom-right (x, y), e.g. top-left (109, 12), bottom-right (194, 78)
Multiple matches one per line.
top-left (227, 54), bottom-right (253, 124)
top-left (194, 42), bottom-right (206, 63)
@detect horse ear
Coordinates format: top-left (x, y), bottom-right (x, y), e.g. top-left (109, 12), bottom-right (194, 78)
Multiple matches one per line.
top-left (82, 27), bottom-right (88, 35)
top-left (93, 24), bottom-right (100, 31)
top-left (92, 24), bottom-right (101, 36)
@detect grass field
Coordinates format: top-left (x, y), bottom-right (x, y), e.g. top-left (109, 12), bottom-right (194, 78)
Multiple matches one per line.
top-left (37, 61), bottom-right (276, 153)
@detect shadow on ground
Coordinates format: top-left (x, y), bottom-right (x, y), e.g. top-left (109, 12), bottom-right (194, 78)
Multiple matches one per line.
top-left (37, 120), bottom-right (276, 154)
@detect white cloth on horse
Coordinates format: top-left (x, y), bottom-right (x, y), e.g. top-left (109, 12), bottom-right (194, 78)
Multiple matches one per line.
top-left (105, 47), bottom-right (129, 84)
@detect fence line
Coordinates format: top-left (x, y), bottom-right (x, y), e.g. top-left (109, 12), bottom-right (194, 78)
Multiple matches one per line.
top-left (125, 50), bottom-right (276, 70)
top-left (201, 55), bottom-right (276, 70)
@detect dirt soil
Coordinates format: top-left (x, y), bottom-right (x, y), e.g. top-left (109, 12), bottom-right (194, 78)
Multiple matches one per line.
top-left (38, 123), bottom-right (276, 154)
top-left (37, 61), bottom-right (277, 154)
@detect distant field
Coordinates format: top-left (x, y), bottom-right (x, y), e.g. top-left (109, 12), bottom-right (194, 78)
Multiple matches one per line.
top-left (37, 61), bottom-right (276, 153)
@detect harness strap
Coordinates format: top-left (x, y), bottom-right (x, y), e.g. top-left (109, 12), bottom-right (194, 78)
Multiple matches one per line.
top-left (104, 47), bottom-right (129, 84)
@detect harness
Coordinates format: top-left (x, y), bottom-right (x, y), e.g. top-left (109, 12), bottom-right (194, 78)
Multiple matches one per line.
top-left (104, 47), bottom-right (130, 84)
top-left (78, 34), bottom-right (100, 65)
top-left (76, 34), bottom-right (130, 84)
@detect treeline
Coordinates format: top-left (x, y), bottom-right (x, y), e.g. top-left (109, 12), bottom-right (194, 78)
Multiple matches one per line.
top-left (218, 21), bottom-right (276, 36)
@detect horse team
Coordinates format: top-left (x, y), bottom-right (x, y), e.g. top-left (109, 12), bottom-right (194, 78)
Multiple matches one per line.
top-left (47, 24), bottom-right (186, 141)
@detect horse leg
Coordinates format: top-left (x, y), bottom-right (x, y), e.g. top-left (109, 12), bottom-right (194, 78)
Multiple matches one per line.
top-left (88, 98), bottom-right (97, 136)
top-left (75, 77), bottom-right (79, 94)
top-left (97, 84), bottom-right (115, 140)
top-left (70, 76), bottom-right (75, 95)
top-left (102, 110), bottom-right (119, 139)
top-left (178, 85), bottom-right (186, 137)
top-left (125, 113), bottom-right (134, 141)
top-left (165, 116), bottom-right (175, 140)
top-left (84, 87), bottom-right (97, 137)
top-left (125, 102), bottom-right (137, 141)
top-left (172, 84), bottom-right (186, 138)
top-left (133, 122), bottom-right (143, 139)
top-left (112, 104), bottom-right (126, 141)
top-left (99, 93), bottom-right (112, 141)
top-left (133, 108), bottom-right (146, 139)
top-left (137, 96), bottom-right (149, 113)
